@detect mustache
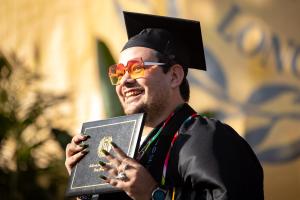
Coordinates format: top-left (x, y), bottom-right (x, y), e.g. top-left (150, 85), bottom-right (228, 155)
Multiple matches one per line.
top-left (123, 81), bottom-right (142, 89)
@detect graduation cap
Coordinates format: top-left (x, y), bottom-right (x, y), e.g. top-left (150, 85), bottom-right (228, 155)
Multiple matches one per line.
top-left (122, 11), bottom-right (206, 71)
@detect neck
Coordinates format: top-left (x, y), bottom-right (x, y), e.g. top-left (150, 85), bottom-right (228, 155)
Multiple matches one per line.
top-left (142, 126), bottom-right (154, 137)
top-left (142, 100), bottom-right (185, 136)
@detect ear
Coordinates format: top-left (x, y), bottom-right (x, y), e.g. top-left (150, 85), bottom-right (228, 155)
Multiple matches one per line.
top-left (169, 64), bottom-right (185, 88)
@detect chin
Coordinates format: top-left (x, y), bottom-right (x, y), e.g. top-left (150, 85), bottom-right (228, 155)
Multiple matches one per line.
top-left (123, 103), bottom-right (145, 115)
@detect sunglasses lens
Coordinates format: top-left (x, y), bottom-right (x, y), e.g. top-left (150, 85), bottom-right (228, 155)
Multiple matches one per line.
top-left (128, 60), bottom-right (145, 79)
top-left (108, 59), bottom-right (146, 85)
top-left (108, 64), bottom-right (125, 85)
top-left (109, 75), bottom-right (121, 85)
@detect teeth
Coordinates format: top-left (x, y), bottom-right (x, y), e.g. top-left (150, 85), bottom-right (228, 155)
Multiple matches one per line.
top-left (125, 90), bottom-right (142, 97)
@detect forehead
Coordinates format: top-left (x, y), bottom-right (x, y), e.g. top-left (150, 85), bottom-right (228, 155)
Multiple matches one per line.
top-left (119, 47), bottom-right (158, 64)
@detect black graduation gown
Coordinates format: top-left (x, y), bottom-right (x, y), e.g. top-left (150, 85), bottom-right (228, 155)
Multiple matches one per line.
top-left (97, 104), bottom-right (264, 200)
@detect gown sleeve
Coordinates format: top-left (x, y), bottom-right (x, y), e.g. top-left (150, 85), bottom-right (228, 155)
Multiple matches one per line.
top-left (165, 117), bottom-right (264, 200)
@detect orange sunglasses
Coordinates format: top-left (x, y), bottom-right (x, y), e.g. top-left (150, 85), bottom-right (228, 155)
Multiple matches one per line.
top-left (108, 57), bottom-right (166, 85)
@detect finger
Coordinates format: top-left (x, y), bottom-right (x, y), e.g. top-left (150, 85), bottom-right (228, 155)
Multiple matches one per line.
top-left (67, 134), bottom-right (90, 157)
top-left (117, 161), bottom-right (132, 173)
top-left (99, 175), bottom-right (119, 187)
top-left (121, 157), bottom-right (141, 169)
top-left (71, 134), bottom-right (90, 145)
top-left (98, 160), bottom-right (110, 170)
top-left (110, 142), bottom-right (127, 160)
top-left (65, 149), bottom-right (89, 174)
top-left (109, 178), bottom-right (119, 187)
top-left (67, 149), bottom-right (89, 167)
top-left (101, 149), bottom-right (121, 167)
top-left (66, 141), bottom-right (89, 157)
top-left (99, 175), bottom-right (109, 182)
top-left (108, 176), bottom-right (126, 188)
top-left (107, 167), bottom-right (118, 177)
top-left (98, 161), bottom-right (118, 176)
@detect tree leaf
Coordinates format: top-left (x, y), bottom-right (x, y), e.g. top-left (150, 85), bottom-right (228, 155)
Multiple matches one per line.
top-left (96, 40), bottom-right (123, 117)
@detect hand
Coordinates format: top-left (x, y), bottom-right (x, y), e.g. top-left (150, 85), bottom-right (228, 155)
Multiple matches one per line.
top-left (65, 134), bottom-right (90, 175)
top-left (100, 142), bottom-right (158, 200)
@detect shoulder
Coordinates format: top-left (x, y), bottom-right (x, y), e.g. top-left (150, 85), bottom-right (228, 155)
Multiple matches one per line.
top-left (176, 115), bottom-right (263, 174)
top-left (178, 116), bottom-right (254, 154)
top-left (169, 113), bottom-right (264, 199)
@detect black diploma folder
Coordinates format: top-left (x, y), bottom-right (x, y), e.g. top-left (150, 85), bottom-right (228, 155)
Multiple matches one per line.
top-left (65, 113), bottom-right (145, 197)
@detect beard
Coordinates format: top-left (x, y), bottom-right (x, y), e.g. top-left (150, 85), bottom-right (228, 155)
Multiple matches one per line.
top-left (122, 101), bottom-right (146, 115)
top-left (121, 87), bottom-right (170, 126)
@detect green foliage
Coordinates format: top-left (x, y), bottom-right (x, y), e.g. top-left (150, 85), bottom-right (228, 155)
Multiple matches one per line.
top-left (96, 40), bottom-right (124, 117)
top-left (0, 52), bottom-right (72, 199)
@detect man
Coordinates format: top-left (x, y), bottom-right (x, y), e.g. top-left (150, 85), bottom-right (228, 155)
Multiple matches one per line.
top-left (65, 12), bottom-right (264, 200)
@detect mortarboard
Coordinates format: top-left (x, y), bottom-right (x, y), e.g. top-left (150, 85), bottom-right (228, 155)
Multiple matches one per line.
top-left (122, 11), bottom-right (206, 71)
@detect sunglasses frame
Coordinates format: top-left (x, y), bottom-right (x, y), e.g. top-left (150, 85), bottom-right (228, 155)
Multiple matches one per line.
top-left (108, 57), bottom-right (166, 85)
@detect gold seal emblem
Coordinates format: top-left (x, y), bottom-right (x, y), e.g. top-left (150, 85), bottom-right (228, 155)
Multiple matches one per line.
top-left (98, 136), bottom-right (113, 158)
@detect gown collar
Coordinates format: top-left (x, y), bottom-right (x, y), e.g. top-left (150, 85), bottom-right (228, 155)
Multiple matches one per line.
top-left (139, 103), bottom-right (196, 151)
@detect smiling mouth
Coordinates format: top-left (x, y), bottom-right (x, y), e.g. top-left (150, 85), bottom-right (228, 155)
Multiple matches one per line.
top-left (124, 89), bottom-right (144, 100)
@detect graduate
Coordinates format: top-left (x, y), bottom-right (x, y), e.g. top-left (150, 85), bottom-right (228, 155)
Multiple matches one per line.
top-left (65, 11), bottom-right (264, 200)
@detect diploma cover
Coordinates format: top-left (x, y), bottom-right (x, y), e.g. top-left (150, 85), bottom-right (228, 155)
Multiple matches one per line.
top-left (65, 113), bottom-right (145, 197)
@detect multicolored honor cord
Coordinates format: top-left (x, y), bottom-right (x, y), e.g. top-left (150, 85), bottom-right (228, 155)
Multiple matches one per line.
top-left (136, 104), bottom-right (199, 199)
top-left (137, 107), bottom-right (178, 160)
top-left (172, 187), bottom-right (176, 200)
top-left (161, 113), bottom-right (199, 186)
top-left (161, 113), bottom-right (199, 200)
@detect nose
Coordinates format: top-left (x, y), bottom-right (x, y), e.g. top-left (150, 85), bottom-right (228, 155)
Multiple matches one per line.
top-left (119, 71), bottom-right (135, 86)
